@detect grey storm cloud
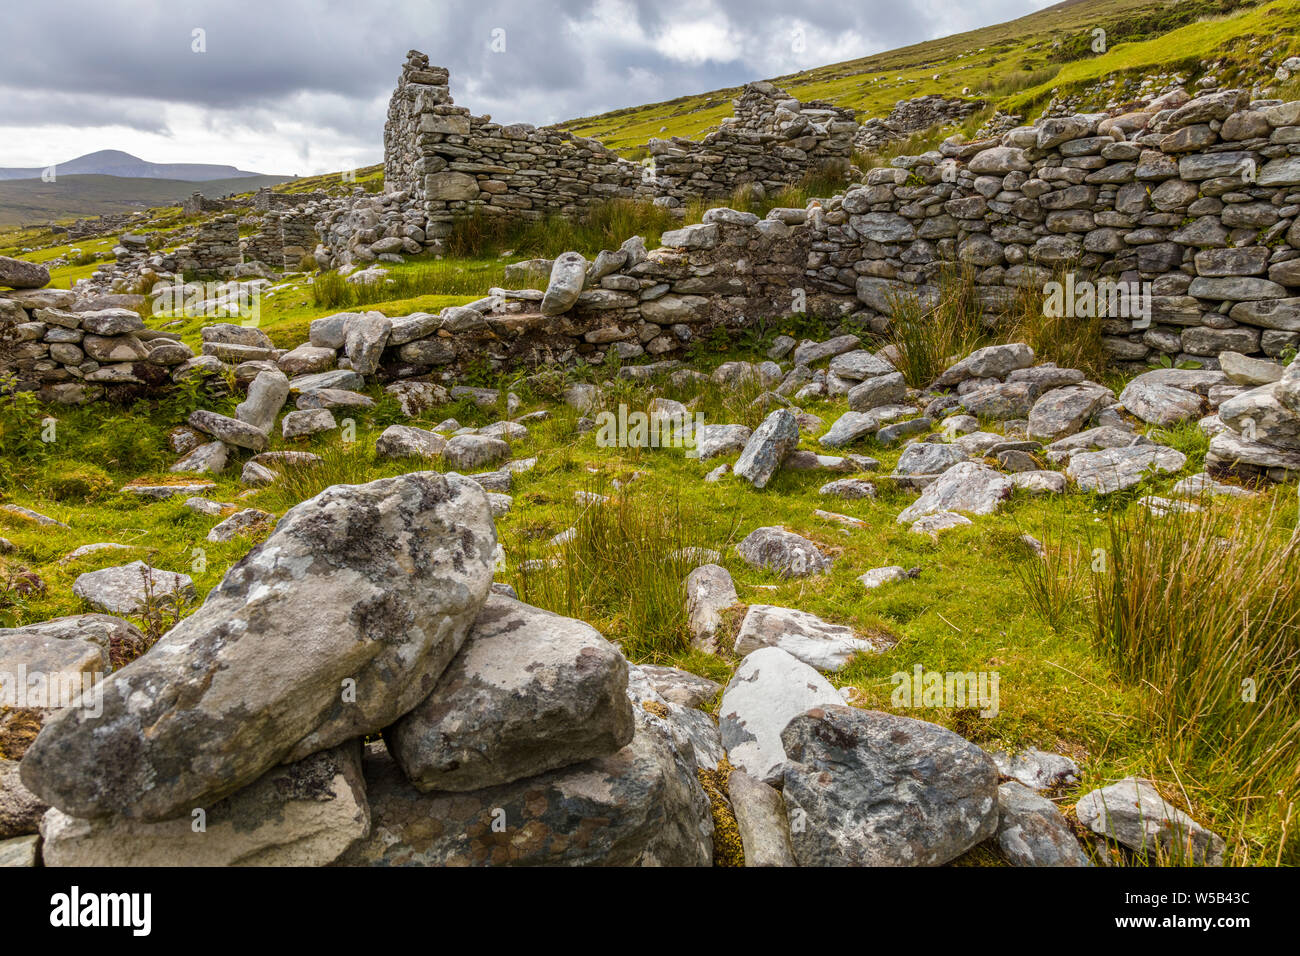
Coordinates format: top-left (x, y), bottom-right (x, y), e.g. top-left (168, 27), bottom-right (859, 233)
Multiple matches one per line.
top-left (0, 0), bottom-right (1050, 162)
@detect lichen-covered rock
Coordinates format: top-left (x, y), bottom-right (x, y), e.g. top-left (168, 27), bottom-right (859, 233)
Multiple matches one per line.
top-left (896, 461), bottom-right (1013, 523)
top-left (40, 743), bottom-right (368, 867)
top-left (735, 526), bottom-right (831, 578)
top-left (340, 710), bottom-right (712, 866)
top-left (684, 563), bottom-right (739, 653)
top-left (728, 769), bottom-right (796, 867)
top-left (375, 424), bottom-right (447, 460)
top-left (70, 561), bottom-right (195, 615)
top-left (21, 472), bottom-right (496, 822)
top-left (718, 647), bottom-right (840, 785)
top-left (0, 759), bottom-right (47, 838)
top-left (995, 782), bottom-right (1091, 867)
top-left (1066, 444), bottom-right (1187, 494)
top-left (734, 408), bottom-right (798, 488)
top-left (386, 594), bottom-right (634, 792)
top-left (733, 604), bottom-right (887, 671)
top-left (442, 434), bottom-right (509, 471)
top-left (1074, 776), bottom-right (1224, 865)
top-left (781, 706), bottom-right (999, 866)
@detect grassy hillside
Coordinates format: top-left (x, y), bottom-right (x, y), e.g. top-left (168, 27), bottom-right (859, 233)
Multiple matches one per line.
top-left (555, 0), bottom-right (1296, 153)
top-left (0, 173), bottom-right (295, 227)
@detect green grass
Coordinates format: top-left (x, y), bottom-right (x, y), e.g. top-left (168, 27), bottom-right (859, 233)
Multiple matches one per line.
top-left (1005, 0), bottom-right (1300, 116)
top-left (1028, 494), bottom-right (1300, 865)
top-left (3, 327), bottom-right (1294, 863)
top-left (553, 0), bottom-right (1290, 154)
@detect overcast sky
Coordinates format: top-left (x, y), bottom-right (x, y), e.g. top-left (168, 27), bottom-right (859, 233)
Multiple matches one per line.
top-left (0, 0), bottom-right (1055, 176)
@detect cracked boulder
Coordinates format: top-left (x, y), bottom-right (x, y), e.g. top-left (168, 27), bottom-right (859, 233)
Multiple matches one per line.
top-left (20, 471), bottom-right (496, 822)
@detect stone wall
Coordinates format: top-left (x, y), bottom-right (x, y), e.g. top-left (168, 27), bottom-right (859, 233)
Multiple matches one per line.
top-left (0, 290), bottom-right (193, 403)
top-left (646, 82), bottom-right (857, 205)
top-left (317, 52), bottom-right (860, 265)
top-left (381, 50), bottom-right (648, 244)
top-left (173, 216), bottom-right (242, 278)
top-left (812, 88), bottom-right (1300, 367)
top-left (853, 95), bottom-right (986, 153)
top-left (245, 210), bottom-right (319, 271)
top-left (253, 187), bottom-right (327, 212)
top-left (8, 86), bottom-right (1300, 413)
top-left (181, 192), bottom-right (238, 216)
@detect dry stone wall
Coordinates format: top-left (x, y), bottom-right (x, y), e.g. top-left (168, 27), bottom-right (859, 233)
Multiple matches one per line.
top-left (318, 53), bottom-right (859, 265)
top-left (647, 82), bottom-right (857, 205)
top-left (816, 87), bottom-right (1300, 367)
top-left (380, 50), bottom-right (649, 243)
top-left (7, 86), bottom-right (1300, 419)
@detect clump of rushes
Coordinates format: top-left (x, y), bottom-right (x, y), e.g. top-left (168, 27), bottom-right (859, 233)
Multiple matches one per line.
top-left (1086, 493), bottom-right (1300, 865)
top-left (504, 485), bottom-right (735, 662)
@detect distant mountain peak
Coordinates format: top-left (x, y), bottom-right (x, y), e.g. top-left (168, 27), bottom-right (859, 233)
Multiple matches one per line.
top-left (0, 150), bottom-right (274, 182)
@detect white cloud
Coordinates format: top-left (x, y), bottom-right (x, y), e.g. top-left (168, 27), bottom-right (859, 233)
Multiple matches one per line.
top-left (0, 0), bottom-right (1053, 177)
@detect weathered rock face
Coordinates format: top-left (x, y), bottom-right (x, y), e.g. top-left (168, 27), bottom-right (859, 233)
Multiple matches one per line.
top-left (386, 594), bottom-right (634, 792)
top-left (1074, 776), bottom-right (1224, 864)
top-left (896, 461), bottom-right (1013, 523)
top-left (684, 563), bottom-right (739, 653)
top-left (733, 604), bottom-right (886, 671)
top-left (728, 769), bottom-right (797, 867)
top-left (718, 647), bottom-right (841, 785)
top-left (736, 526), bottom-right (831, 578)
top-left (781, 706), bottom-right (1000, 866)
top-left (1066, 444), bottom-right (1187, 494)
top-left (0, 759), bottom-right (47, 838)
top-left (734, 408), bottom-right (798, 488)
top-left (541, 253), bottom-right (588, 316)
top-left (374, 423), bottom-right (447, 460)
top-left (235, 368), bottom-right (290, 433)
top-left (39, 743), bottom-right (368, 867)
top-left (21, 471), bottom-right (496, 822)
top-left (0, 255), bottom-right (51, 290)
top-left (70, 561), bottom-right (195, 616)
top-left (995, 782), bottom-right (1091, 867)
top-left (340, 708), bottom-right (713, 866)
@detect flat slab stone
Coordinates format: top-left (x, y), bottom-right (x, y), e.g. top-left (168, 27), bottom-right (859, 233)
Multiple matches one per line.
top-left (718, 647), bottom-right (841, 785)
top-left (40, 744), bottom-right (368, 867)
top-left (1066, 444), bottom-right (1187, 494)
top-left (733, 604), bottom-right (888, 671)
top-left (71, 561), bottom-right (196, 615)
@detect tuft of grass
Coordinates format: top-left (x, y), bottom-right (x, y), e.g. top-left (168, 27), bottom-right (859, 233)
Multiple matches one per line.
top-left (504, 486), bottom-right (737, 662)
top-left (311, 260), bottom-right (506, 310)
top-left (1005, 269), bottom-right (1107, 381)
top-left (1086, 494), bottom-right (1300, 865)
top-left (444, 199), bottom-right (681, 260)
top-left (884, 266), bottom-right (988, 387)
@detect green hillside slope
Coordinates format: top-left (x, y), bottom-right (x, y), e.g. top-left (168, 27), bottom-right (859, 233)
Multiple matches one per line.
top-left (554, 0), bottom-right (1297, 153)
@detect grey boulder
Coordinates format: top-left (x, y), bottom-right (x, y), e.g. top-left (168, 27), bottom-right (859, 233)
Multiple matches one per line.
top-left (995, 782), bottom-right (1091, 867)
top-left (781, 706), bottom-right (999, 866)
top-left (718, 647), bottom-right (840, 785)
top-left (734, 408), bottom-right (798, 488)
top-left (21, 472), bottom-right (496, 822)
top-left (385, 594), bottom-right (635, 792)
